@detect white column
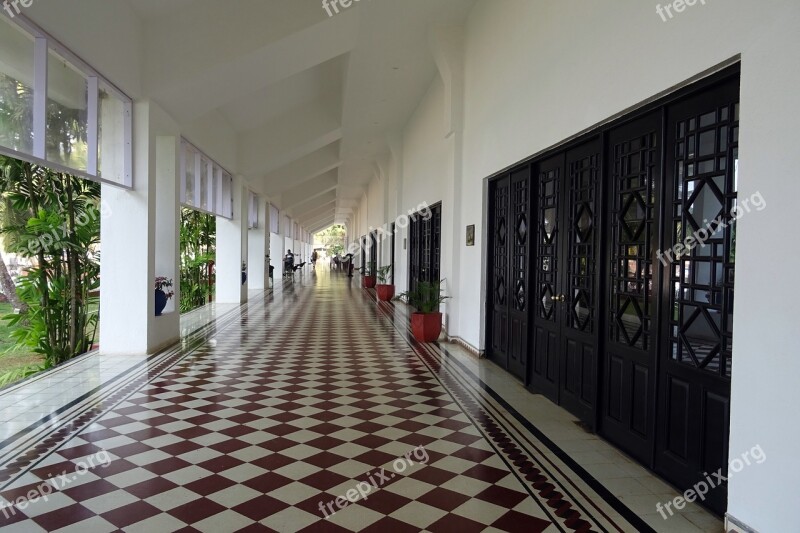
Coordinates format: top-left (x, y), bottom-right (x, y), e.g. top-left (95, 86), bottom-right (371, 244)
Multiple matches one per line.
top-left (216, 175), bottom-right (248, 304)
top-left (99, 101), bottom-right (180, 354)
top-left (270, 231), bottom-right (284, 281)
top-left (99, 102), bottom-right (151, 355)
top-left (247, 199), bottom-right (268, 290)
top-left (151, 135), bottom-right (181, 346)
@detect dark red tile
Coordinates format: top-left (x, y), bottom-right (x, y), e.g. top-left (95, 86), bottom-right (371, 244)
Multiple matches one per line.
top-left (460, 464), bottom-right (509, 484)
top-left (355, 490), bottom-right (412, 514)
top-left (251, 453), bottom-right (299, 471)
top-left (304, 436), bottom-right (347, 451)
top-left (418, 487), bottom-right (472, 512)
top-left (232, 495), bottom-right (289, 521)
top-left (210, 439), bottom-right (252, 454)
top-left (125, 476), bottom-right (179, 499)
top-left (160, 440), bottom-right (204, 456)
top-left (492, 510), bottom-right (552, 533)
top-left (143, 457), bottom-right (193, 476)
top-left (183, 474), bottom-right (236, 496)
top-left (196, 455), bottom-right (245, 474)
top-left (243, 472), bottom-right (293, 493)
top-left (300, 471), bottom-right (349, 491)
top-left (100, 500), bottom-right (161, 528)
top-left (352, 450), bottom-right (397, 467)
top-left (359, 516), bottom-right (420, 533)
top-left (168, 498), bottom-right (227, 524)
top-left (57, 443), bottom-right (104, 460)
top-left (220, 425), bottom-right (258, 438)
top-left (62, 479), bottom-right (119, 500)
top-left (105, 442), bottom-right (154, 458)
top-left (427, 513), bottom-right (486, 533)
top-left (32, 503), bottom-right (95, 530)
top-left (475, 485), bottom-right (528, 508)
top-left (406, 466), bottom-right (458, 486)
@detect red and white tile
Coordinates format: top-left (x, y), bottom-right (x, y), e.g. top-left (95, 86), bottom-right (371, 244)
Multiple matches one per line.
top-left (0, 274), bottom-right (649, 532)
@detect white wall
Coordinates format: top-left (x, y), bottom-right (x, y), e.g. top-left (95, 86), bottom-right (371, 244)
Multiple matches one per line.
top-left (352, 1), bottom-right (800, 529)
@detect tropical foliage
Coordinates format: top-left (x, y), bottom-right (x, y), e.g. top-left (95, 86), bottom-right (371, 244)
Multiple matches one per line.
top-left (180, 208), bottom-right (215, 313)
top-left (394, 280), bottom-right (450, 314)
top-left (316, 225), bottom-right (346, 257)
top-left (0, 156), bottom-right (101, 385)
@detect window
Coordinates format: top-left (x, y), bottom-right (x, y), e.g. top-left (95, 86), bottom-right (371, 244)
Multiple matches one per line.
top-left (248, 191), bottom-right (258, 229)
top-left (180, 139), bottom-right (232, 219)
top-left (0, 15), bottom-right (132, 187)
top-left (269, 204), bottom-right (280, 234)
top-left (0, 17), bottom-right (34, 154)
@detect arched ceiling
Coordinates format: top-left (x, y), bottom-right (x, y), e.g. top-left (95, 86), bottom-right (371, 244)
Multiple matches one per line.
top-left (128, 0), bottom-right (476, 231)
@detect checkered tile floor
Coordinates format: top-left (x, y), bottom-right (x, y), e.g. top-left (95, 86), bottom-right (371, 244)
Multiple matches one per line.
top-left (0, 272), bottom-right (647, 532)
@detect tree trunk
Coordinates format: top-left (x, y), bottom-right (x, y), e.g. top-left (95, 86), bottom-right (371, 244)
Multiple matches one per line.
top-left (0, 251), bottom-right (25, 312)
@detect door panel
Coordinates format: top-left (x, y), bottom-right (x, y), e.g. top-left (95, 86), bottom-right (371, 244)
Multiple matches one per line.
top-left (408, 204), bottom-right (442, 294)
top-left (529, 154), bottom-right (563, 401)
top-left (508, 167), bottom-right (531, 380)
top-left (559, 139), bottom-right (601, 423)
top-left (487, 177), bottom-right (510, 368)
top-left (656, 76), bottom-right (739, 515)
top-left (601, 111), bottom-right (662, 463)
top-left (486, 170), bottom-right (529, 381)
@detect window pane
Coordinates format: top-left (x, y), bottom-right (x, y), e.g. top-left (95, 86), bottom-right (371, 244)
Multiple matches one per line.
top-left (0, 17), bottom-right (35, 154)
top-left (46, 49), bottom-right (89, 171)
top-left (200, 157), bottom-right (209, 210)
top-left (184, 146), bottom-right (195, 206)
top-left (97, 85), bottom-right (126, 183)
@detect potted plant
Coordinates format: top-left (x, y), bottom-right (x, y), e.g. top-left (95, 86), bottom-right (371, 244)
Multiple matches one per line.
top-left (155, 277), bottom-right (175, 316)
top-left (362, 261), bottom-right (377, 289)
top-left (394, 280), bottom-right (450, 342)
top-left (375, 266), bottom-right (394, 301)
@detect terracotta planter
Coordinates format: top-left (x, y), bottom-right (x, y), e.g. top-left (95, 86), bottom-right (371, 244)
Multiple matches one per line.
top-left (376, 284), bottom-right (395, 301)
top-left (411, 312), bottom-right (442, 343)
top-left (363, 275), bottom-right (377, 289)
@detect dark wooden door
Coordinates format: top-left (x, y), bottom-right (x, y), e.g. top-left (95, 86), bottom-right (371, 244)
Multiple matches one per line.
top-left (529, 153), bottom-right (563, 401)
top-left (408, 203), bottom-right (442, 294)
top-left (487, 176), bottom-right (511, 369)
top-left (369, 231), bottom-right (378, 270)
top-left (529, 140), bottom-right (601, 422)
top-left (486, 168), bottom-right (531, 381)
top-left (601, 111), bottom-right (663, 463)
top-left (390, 223), bottom-right (396, 284)
top-left (559, 140), bottom-right (602, 423)
top-left (655, 77), bottom-right (739, 515)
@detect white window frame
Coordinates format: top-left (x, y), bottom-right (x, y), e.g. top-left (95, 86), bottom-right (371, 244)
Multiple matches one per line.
top-left (247, 190), bottom-right (258, 229)
top-left (0, 14), bottom-right (133, 188)
top-left (180, 138), bottom-right (233, 219)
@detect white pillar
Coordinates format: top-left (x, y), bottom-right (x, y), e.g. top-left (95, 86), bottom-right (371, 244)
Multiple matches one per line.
top-left (100, 101), bottom-right (180, 355)
top-left (216, 175), bottom-right (248, 304)
top-left (270, 231), bottom-right (284, 281)
top-left (247, 199), bottom-right (268, 290)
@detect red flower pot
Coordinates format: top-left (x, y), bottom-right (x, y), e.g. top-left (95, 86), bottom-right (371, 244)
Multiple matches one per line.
top-left (363, 275), bottom-right (377, 288)
top-left (376, 284), bottom-right (395, 301)
top-left (411, 312), bottom-right (442, 343)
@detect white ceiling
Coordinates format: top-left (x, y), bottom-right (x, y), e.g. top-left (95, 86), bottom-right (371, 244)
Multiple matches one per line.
top-left (126, 0), bottom-right (476, 232)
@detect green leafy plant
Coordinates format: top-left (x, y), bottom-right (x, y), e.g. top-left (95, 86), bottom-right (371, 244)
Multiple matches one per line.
top-left (376, 265), bottom-right (392, 285)
top-left (394, 280), bottom-right (450, 314)
top-left (0, 157), bottom-right (100, 369)
top-left (179, 208), bottom-right (215, 313)
top-left (365, 261), bottom-right (377, 277)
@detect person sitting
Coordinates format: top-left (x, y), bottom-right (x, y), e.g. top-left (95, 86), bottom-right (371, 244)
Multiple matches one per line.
top-left (283, 250), bottom-right (295, 277)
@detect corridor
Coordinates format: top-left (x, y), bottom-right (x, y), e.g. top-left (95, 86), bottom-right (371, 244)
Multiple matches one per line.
top-left (0, 272), bottom-right (717, 532)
